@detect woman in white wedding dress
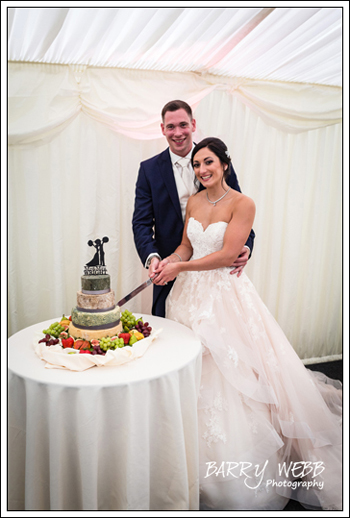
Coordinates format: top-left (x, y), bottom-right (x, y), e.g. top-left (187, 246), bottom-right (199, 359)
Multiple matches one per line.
top-left (153, 137), bottom-right (342, 511)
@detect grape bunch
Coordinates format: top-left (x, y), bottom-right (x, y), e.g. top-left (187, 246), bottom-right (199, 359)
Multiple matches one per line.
top-left (135, 321), bottom-right (152, 338)
top-left (39, 334), bottom-right (60, 346)
top-left (99, 336), bottom-right (125, 351)
top-left (121, 310), bottom-right (136, 331)
top-left (42, 322), bottom-right (65, 338)
top-left (91, 345), bottom-right (106, 356)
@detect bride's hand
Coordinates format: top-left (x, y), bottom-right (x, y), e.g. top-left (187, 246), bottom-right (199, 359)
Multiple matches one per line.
top-left (157, 258), bottom-right (171, 271)
top-left (149, 257), bottom-right (168, 280)
top-left (152, 261), bottom-right (181, 285)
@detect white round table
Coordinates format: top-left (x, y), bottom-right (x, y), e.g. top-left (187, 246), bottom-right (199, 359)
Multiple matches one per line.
top-left (8, 315), bottom-right (202, 511)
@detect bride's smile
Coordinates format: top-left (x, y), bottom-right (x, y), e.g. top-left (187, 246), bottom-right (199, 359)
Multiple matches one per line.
top-left (193, 147), bottom-right (229, 196)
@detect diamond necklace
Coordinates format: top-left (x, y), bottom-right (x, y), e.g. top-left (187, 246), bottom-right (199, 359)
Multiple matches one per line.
top-left (206, 187), bottom-right (231, 206)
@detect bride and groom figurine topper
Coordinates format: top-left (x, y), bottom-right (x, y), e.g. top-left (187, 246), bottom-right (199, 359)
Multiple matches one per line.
top-left (84, 236), bottom-right (109, 275)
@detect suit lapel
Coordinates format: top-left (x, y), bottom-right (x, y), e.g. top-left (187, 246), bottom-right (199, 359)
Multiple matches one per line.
top-left (158, 149), bottom-right (183, 221)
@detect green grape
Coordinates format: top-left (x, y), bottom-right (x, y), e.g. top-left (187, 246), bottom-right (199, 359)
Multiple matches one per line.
top-left (44, 321), bottom-right (66, 338)
top-left (121, 309), bottom-right (137, 331)
top-left (100, 336), bottom-right (113, 351)
top-left (121, 310), bottom-right (133, 322)
top-left (112, 337), bottom-right (124, 349)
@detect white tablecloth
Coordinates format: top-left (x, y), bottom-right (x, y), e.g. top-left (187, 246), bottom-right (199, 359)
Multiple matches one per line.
top-left (8, 315), bottom-right (202, 511)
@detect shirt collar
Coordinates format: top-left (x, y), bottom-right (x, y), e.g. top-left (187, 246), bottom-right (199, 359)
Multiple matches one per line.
top-left (169, 145), bottom-right (195, 166)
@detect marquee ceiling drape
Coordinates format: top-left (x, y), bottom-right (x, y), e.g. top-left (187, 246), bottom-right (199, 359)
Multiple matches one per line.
top-left (7, 6), bottom-right (343, 363)
top-left (8, 6), bottom-right (342, 85)
top-left (8, 6), bottom-right (342, 140)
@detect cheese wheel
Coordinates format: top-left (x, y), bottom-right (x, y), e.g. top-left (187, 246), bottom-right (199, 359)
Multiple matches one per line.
top-left (71, 306), bottom-right (120, 328)
top-left (81, 275), bottom-right (110, 292)
top-left (77, 290), bottom-right (115, 310)
top-left (68, 321), bottom-right (123, 340)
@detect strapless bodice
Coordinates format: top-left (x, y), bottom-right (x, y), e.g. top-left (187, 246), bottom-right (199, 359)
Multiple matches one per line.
top-left (187, 217), bottom-right (228, 260)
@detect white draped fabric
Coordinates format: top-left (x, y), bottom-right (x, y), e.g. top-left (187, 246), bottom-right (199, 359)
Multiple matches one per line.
top-left (8, 316), bottom-right (202, 510)
top-left (7, 7), bottom-right (342, 362)
top-left (8, 7), bottom-right (342, 85)
top-left (8, 64), bottom-right (341, 144)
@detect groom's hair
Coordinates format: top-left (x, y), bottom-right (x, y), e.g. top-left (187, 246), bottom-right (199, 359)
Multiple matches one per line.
top-left (161, 100), bottom-right (193, 121)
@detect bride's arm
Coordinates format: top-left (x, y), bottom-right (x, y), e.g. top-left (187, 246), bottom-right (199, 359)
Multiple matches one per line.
top-left (155, 196), bottom-right (255, 284)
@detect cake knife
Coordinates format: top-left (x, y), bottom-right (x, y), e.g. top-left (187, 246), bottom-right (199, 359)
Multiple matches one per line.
top-left (117, 276), bottom-right (157, 307)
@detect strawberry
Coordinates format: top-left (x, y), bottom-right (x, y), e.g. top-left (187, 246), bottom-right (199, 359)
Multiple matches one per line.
top-left (79, 350), bottom-right (92, 354)
top-left (118, 332), bottom-right (131, 345)
top-left (61, 337), bottom-right (74, 349)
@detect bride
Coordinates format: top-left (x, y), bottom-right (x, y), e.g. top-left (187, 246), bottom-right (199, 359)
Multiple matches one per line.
top-left (152, 137), bottom-right (342, 511)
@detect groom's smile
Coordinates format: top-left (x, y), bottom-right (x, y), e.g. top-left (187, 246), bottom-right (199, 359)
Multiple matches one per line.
top-left (161, 108), bottom-right (196, 157)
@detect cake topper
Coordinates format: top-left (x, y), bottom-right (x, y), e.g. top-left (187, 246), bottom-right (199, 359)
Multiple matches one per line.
top-left (84, 236), bottom-right (109, 275)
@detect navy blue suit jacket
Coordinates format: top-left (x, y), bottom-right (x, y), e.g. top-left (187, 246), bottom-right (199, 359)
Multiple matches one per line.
top-left (132, 148), bottom-right (255, 317)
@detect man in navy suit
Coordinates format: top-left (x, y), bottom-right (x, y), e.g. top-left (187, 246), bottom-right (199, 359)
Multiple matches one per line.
top-left (132, 100), bottom-right (255, 317)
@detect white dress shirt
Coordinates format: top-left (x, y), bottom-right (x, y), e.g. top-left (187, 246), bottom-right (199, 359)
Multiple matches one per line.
top-left (169, 147), bottom-right (197, 221)
top-left (145, 147), bottom-right (196, 268)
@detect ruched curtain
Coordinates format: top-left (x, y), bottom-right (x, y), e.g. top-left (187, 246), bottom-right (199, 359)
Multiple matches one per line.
top-left (8, 7), bottom-right (342, 363)
top-left (8, 64), bottom-right (341, 144)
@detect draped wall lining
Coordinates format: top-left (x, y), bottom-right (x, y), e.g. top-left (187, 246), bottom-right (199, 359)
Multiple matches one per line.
top-left (8, 63), bottom-right (341, 145)
top-left (8, 62), bottom-right (342, 363)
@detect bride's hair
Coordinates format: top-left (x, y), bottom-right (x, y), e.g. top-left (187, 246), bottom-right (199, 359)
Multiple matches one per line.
top-left (191, 137), bottom-right (231, 181)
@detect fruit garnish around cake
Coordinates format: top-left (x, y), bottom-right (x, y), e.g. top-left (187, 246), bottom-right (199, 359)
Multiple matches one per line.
top-left (37, 309), bottom-right (152, 355)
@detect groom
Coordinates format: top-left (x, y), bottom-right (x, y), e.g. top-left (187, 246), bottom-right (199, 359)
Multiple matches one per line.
top-left (132, 100), bottom-right (255, 317)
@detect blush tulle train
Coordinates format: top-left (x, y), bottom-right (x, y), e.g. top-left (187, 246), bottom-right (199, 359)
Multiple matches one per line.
top-left (166, 218), bottom-right (342, 510)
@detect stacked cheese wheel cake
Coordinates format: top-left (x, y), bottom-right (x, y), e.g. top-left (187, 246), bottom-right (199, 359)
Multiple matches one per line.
top-left (69, 274), bottom-right (122, 340)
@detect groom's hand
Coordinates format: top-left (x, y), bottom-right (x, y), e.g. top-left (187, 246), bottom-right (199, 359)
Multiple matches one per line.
top-left (149, 257), bottom-right (160, 280)
top-left (230, 247), bottom-right (250, 277)
top-left (152, 258), bottom-right (170, 285)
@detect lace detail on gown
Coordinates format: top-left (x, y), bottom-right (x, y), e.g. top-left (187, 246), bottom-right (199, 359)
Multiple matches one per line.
top-left (166, 217), bottom-right (342, 511)
top-left (202, 391), bottom-right (228, 448)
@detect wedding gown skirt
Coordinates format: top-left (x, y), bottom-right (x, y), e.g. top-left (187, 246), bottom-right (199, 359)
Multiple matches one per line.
top-left (166, 217), bottom-right (342, 511)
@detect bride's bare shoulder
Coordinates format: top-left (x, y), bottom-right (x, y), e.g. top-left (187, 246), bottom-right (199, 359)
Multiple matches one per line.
top-left (188, 191), bottom-right (206, 208)
top-left (231, 191), bottom-right (255, 215)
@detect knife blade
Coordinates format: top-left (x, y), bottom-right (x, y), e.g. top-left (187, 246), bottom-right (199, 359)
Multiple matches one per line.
top-left (117, 277), bottom-right (154, 307)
